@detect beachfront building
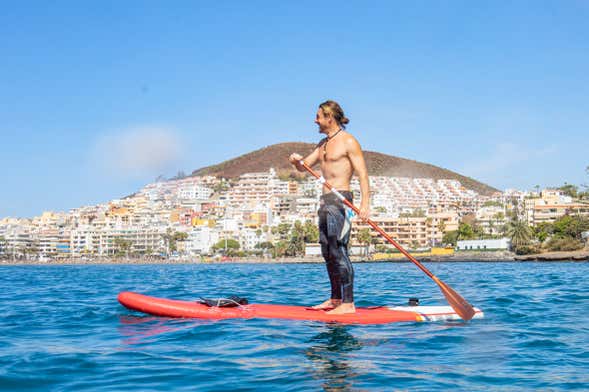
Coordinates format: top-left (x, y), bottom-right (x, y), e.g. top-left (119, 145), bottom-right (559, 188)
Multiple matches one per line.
top-left (37, 228), bottom-right (60, 260)
top-left (351, 211), bottom-right (459, 249)
top-left (239, 227), bottom-right (267, 251)
top-left (457, 238), bottom-right (511, 251)
top-left (531, 203), bottom-right (589, 225)
top-left (353, 217), bottom-right (427, 249)
top-left (186, 226), bottom-right (220, 255)
top-left (475, 205), bottom-right (508, 236)
top-left (523, 189), bottom-right (589, 226)
top-left (69, 225), bottom-right (166, 258)
top-left (428, 211), bottom-right (460, 245)
top-left (0, 222), bottom-right (35, 260)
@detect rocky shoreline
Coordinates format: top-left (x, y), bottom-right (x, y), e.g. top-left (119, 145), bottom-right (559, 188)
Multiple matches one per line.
top-left (513, 250), bottom-right (589, 261)
top-left (2, 250), bottom-right (588, 265)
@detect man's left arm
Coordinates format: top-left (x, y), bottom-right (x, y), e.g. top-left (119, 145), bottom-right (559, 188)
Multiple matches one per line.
top-left (346, 137), bottom-right (370, 220)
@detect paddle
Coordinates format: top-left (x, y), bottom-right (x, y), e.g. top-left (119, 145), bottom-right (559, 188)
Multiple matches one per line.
top-left (299, 160), bottom-right (476, 321)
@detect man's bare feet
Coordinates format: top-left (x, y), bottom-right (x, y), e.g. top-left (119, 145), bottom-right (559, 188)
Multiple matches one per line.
top-left (326, 303), bottom-right (356, 315)
top-left (311, 299), bottom-right (341, 310)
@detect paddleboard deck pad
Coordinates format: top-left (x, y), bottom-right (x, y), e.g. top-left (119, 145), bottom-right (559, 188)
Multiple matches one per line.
top-left (118, 292), bottom-right (484, 324)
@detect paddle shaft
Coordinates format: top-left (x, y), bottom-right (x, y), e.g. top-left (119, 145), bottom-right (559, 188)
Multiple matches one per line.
top-left (300, 161), bottom-right (475, 320)
top-left (301, 161), bottom-right (434, 277)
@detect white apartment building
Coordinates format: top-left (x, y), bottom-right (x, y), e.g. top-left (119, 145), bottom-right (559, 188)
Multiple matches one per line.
top-left (239, 228), bottom-right (266, 251)
top-left (0, 224), bottom-right (34, 259)
top-left (227, 168), bottom-right (291, 209)
top-left (186, 226), bottom-right (220, 255)
top-left (177, 184), bottom-right (213, 200)
top-left (476, 205), bottom-right (507, 235)
top-left (457, 238), bottom-right (511, 251)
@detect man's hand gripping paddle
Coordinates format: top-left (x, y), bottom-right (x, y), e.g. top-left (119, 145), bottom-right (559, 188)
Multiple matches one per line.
top-left (300, 160), bottom-right (476, 321)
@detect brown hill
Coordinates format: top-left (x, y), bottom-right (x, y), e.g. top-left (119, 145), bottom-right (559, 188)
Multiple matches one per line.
top-left (191, 142), bottom-right (498, 196)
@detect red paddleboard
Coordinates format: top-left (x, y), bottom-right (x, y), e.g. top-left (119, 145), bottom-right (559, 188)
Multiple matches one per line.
top-left (118, 292), bottom-right (483, 324)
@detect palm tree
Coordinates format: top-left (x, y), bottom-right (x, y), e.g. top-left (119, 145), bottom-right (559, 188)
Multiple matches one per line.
top-left (487, 220), bottom-right (495, 238)
top-left (357, 228), bottom-right (373, 257)
top-left (493, 212), bottom-right (506, 236)
top-left (506, 219), bottom-right (533, 249)
top-left (437, 220), bottom-right (446, 234)
top-left (114, 237), bottom-right (132, 259)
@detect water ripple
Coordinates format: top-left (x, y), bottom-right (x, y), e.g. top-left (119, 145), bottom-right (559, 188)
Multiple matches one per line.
top-left (1, 262), bottom-right (588, 391)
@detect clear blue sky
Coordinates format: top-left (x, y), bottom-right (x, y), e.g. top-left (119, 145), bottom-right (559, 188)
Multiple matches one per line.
top-left (1, 1), bottom-right (588, 218)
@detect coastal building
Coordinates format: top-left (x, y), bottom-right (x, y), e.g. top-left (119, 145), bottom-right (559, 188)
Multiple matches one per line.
top-left (457, 238), bottom-right (511, 251)
top-left (227, 169), bottom-right (287, 209)
top-left (0, 222), bottom-right (36, 260)
top-left (186, 226), bottom-right (219, 255)
top-left (351, 211), bottom-right (458, 249)
top-left (0, 167), bottom-right (498, 260)
top-left (531, 203), bottom-right (589, 225)
top-left (37, 228), bottom-right (60, 260)
top-left (523, 189), bottom-right (589, 225)
top-left (177, 184), bottom-right (213, 200)
top-left (475, 205), bottom-right (507, 236)
top-left (352, 216), bottom-right (429, 248)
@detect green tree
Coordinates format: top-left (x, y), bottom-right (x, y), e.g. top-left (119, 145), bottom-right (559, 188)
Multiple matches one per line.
top-left (303, 220), bottom-right (319, 243)
top-left (442, 230), bottom-right (459, 246)
top-left (506, 218), bottom-right (533, 249)
top-left (472, 222), bottom-right (486, 238)
top-left (114, 237), bottom-right (133, 258)
top-left (271, 223), bottom-right (292, 241)
top-left (287, 221), bottom-right (305, 256)
top-left (212, 180), bottom-right (230, 194)
top-left (400, 208), bottom-right (426, 218)
top-left (162, 229), bottom-right (188, 255)
top-left (558, 183), bottom-right (578, 198)
top-left (457, 223), bottom-right (475, 240)
top-left (487, 220), bottom-right (496, 238)
top-left (255, 241), bottom-right (274, 250)
top-left (533, 222), bottom-right (553, 243)
top-left (552, 215), bottom-right (589, 240)
top-left (273, 240), bottom-right (288, 258)
top-left (212, 238), bottom-right (240, 254)
top-left (357, 228), bottom-right (373, 257)
top-left (374, 206), bottom-right (387, 214)
top-left (162, 228), bottom-right (174, 255)
top-left (493, 212), bottom-right (506, 235)
top-left (437, 220), bottom-right (446, 234)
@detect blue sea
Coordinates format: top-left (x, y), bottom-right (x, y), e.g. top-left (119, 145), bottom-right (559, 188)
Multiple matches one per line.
top-left (1, 261), bottom-right (587, 391)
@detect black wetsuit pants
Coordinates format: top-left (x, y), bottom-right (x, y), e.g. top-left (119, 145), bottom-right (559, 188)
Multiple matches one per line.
top-left (318, 191), bottom-right (354, 303)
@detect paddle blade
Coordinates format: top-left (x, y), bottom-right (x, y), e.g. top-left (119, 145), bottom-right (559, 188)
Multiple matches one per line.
top-left (433, 276), bottom-right (476, 321)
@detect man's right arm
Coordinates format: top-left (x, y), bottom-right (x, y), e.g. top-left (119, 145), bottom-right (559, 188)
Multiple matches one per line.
top-left (289, 147), bottom-right (320, 172)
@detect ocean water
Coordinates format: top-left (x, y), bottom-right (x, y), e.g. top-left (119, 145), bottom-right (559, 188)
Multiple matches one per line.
top-left (0, 261), bottom-right (587, 391)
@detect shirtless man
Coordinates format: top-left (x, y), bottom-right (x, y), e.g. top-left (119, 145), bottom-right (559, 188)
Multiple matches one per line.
top-left (289, 100), bottom-right (370, 314)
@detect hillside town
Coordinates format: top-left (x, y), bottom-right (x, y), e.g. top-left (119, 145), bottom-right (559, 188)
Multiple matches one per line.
top-left (1, 168), bottom-right (588, 262)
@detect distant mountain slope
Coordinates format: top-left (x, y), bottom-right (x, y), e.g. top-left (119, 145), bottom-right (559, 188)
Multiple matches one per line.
top-left (191, 142), bottom-right (498, 196)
